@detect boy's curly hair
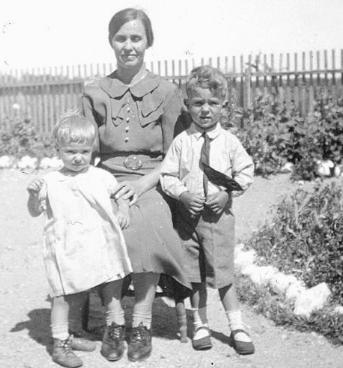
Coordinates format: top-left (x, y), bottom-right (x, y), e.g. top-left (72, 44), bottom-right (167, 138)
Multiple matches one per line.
top-left (186, 65), bottom-right (228, 100)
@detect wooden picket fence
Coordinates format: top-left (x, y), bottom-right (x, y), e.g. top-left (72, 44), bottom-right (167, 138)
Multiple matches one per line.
top-left (1, 49), bottom-right (343, 133)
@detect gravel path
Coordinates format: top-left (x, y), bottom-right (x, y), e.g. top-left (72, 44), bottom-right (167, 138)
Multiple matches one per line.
top-left (1, 169), bottom-right (342, 368)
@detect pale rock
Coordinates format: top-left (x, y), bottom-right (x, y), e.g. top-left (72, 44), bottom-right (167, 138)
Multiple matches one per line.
top-left (245, 265), bottom-right (278, 286)
top-left (285, 280), bottom-right (306, 301)
top-left (316, 159), bottom-right (334, 177)
top-left (48, 157), bottom-right (63, 169)
top-left (293, 282), bottom-right (331, 318)
top-left (269, 273), bottom-right (299, 295)
top-left (234, 249), bottom-right (256, 270)
top-left (240, 264), bottom-right (259, 277)
top-left (280, 162), bottom-right (294, 173)
top-left (333, 305), bottom-right (343, 314)
top-left (0, 155), bottom-right (15, 168)
top-left (39, 157), bottom-right (52, 169)
top-left (17, 156), bottom-right (37, 170)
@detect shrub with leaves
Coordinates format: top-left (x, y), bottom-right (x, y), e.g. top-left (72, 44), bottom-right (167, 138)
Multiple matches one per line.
top-left (0, 118), bottom-right (56, 159)
top-left (247, 180), bottom-right (343, 305)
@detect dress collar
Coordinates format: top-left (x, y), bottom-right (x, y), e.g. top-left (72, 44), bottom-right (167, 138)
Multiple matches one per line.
top-left (190, 122), bottom-right (222, 140)
top-left (99, 70), bottom-right (161, 98)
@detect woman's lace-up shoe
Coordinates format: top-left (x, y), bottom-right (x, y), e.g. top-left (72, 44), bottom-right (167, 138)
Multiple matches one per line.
top-left (100, 322), bottom-right (126, 361)
top-left (127, 323), bottom-right (152, 362)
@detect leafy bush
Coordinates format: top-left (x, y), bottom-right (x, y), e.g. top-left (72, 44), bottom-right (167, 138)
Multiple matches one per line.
top-left (230, 95), bottom-right (343, 180)
top-left (0, 118), bottom-right (56, 158)
top-left (247, 180), bottom-right (343, 305)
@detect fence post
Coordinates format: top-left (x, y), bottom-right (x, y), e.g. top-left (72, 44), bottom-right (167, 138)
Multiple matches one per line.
top-left (243, 65), bottom-right (252, 111)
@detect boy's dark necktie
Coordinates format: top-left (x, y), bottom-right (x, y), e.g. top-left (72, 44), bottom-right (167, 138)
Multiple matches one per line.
top-left (200, 132), bottom-right (243, 193)
top-left (200, 132), bottom-right (211, 197)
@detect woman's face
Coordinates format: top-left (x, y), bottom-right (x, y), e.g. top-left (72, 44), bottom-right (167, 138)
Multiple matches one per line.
top-left (111, 19), bottom-right (148, 70)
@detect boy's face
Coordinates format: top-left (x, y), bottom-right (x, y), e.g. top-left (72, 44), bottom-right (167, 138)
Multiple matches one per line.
top-left (187, 87), bottom-right (226, 131)
top-left (58, 142), bottom-right (93, 173)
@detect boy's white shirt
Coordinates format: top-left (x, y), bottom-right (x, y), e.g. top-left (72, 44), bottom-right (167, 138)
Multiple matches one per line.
top-left (160, 122), bottom-right (254, 199)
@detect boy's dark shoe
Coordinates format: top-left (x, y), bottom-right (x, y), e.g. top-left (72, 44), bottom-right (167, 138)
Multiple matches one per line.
top-left (101, 323), bottom-right (126, 361)
top-left (52, 336), bottom-right (83, 368)
top-left (230, 329), bottom-right (255, 355)
top-left (127, 323), bottom-right (152, 362)
top-left (192, 326), bottom-right (212, 350)
top-left (69, 330), bottom-right (96, 352)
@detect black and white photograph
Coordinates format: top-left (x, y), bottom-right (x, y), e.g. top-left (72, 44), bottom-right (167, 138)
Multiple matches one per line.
top-left (0, 0), bottom-right (343, 367)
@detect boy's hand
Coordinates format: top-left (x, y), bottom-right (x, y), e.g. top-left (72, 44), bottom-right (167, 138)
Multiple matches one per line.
top-left (205, 191), bottom-right (229, 214)
top-left (179, 191), bottom-right (205, 216)
top-left (27, 178), bottom-right (45, 196)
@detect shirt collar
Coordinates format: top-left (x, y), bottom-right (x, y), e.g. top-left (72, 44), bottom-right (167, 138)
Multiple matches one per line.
top-left (190, 122), bottom-right (222, 140)
top-left (99, 70), bottom-right (161, 98)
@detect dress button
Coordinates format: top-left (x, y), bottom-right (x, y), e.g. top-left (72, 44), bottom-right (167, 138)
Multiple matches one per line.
top-left (124, 137), bottom-right (129, 143)
top-left (127, 107), bottom-right (131, 112)
top-left (126, 117), bottom-right (130, 122)
top-left (125, 126), bottom-right (129, 132)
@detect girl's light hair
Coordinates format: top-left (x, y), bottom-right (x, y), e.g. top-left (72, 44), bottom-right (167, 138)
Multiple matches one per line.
top-left (53, 110), bottom-right (96, 147)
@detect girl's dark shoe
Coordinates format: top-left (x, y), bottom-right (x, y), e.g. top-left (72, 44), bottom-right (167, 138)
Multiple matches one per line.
top-left (127, 323), bottom-right (152, 362)
top-left (100, 323), bottom-right (126, 361)
top-left (52, 336), bottom-right (83, 368)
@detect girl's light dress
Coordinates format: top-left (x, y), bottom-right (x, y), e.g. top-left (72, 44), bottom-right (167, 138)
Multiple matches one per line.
top-left (41, 166), bottom-right (132, 297)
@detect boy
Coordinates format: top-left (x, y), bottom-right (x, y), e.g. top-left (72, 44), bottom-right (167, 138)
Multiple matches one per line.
top-left (160, 66), bottom-right (255, 355)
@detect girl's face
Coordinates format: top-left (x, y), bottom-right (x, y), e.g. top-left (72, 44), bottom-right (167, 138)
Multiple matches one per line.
top-left (111, 19), bottom-right (148, 70)
top-left (59, 142), bottom-right (93, 173)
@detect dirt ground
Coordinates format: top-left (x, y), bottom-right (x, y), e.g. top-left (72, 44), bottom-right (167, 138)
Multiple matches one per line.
top-left (1, 169), bottom-right (343, 368)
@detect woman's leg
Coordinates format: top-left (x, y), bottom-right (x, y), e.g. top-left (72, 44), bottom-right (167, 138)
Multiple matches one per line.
top-left (100, 279), bottom-right (126, 361)
top-left (127, 272), bottom-right (159, 362)
top-left (131, 272), bottom-right (159, 328)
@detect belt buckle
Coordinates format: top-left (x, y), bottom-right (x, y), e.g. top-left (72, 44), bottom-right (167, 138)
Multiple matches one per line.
top-left (123, 155), bottom-right (143, 170)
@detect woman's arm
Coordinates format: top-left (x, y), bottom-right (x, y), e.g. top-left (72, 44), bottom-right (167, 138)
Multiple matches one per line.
top-left (113, 165), bottom-right (161, 203)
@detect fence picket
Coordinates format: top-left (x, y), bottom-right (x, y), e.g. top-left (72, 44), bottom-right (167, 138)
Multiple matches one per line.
top-left (1, 50), bottom-right (343, 133)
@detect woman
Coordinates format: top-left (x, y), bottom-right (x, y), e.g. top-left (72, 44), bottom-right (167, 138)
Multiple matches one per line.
top-left (82, 8), bottom-right (190, 362)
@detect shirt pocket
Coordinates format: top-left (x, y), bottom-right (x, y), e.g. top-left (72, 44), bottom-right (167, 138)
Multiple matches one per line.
top-left (139, 93), bottom-right (164, 127)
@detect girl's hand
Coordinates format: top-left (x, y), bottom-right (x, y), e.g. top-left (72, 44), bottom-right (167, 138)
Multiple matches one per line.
top-left (205, 191), bottom-right (229, 214)
top-left (27, 178), bottom-right (45, 196)
top-left (179, 191), bottom-right (205, 216)
top-left (117, 211), bottom-right (130, 229)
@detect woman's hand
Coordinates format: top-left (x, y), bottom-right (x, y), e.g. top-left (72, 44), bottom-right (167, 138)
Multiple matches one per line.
top-left (113, 181), bottom-right (140, 205)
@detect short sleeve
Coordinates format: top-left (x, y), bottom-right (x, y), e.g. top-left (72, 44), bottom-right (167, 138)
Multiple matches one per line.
top-left (97, 168), bottom-right (119, 195)
top-left (161, 84), bottom-right (183, 153)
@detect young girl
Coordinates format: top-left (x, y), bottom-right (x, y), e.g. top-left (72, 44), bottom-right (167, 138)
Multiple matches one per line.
top-left (27, 112), bottom-right (132, 368)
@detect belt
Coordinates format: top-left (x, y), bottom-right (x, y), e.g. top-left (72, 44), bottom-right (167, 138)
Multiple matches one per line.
top-left (101, 153), bottom-right (163, 171)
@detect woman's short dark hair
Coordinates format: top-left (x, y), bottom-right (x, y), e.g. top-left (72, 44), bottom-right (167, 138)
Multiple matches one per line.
top-left (108, 8), bottom-right (154, 48)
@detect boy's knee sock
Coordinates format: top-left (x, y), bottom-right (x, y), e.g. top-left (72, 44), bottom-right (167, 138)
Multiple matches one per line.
top-left (226, 310), bottom-right (251, 342)
top-left (191, 308), bottom-right (209, 340)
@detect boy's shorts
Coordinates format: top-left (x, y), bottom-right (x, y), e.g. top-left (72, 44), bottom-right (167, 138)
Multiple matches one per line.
top-left (174, 204), bottom-right (235, 289)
